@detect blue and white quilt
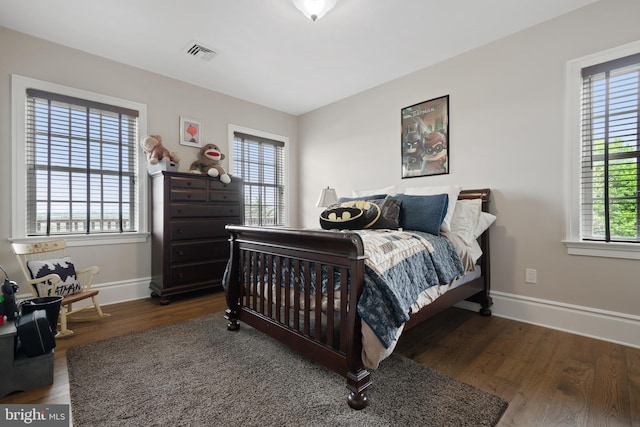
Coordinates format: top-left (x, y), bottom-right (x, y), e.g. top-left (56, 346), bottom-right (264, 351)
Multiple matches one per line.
top-left (355, 230), bottom-right (464, 349)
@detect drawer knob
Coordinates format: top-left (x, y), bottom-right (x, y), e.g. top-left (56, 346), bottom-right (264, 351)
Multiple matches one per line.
top-left (178, 250), bottom-right (184, 256)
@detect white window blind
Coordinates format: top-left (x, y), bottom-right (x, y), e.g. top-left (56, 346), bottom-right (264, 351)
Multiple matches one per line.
top-left (580, 53), bottom-right (640, 242)
top-left (233, 131), bottom-right (285, 226)
top-left (25, 89), bottom-right (139, 236)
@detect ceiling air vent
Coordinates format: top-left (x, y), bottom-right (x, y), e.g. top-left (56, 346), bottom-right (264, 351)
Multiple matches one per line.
top-left (184, 41), bottom-right (216, 61)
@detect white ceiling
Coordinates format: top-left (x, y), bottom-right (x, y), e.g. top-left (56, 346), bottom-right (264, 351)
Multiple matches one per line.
top-left (0, 0), bottom-right (597, 116)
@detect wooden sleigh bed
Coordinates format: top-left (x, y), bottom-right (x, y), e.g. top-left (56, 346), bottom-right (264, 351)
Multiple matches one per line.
top-left (223, 188), bottom-right (492, 409)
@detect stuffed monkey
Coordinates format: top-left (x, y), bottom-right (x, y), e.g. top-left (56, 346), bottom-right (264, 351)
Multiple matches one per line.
top-left (189, 143), bottom-right (231, 184)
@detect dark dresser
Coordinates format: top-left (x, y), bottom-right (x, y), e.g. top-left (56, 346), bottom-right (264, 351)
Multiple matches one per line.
top-left (149, 171), bottom-right (243, 304)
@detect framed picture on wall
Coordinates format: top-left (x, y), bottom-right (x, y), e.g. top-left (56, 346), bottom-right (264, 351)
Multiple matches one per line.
top-left (401, 95), bottom-right (449, 178)
top-left (179, 116), bottom-right (202, 148)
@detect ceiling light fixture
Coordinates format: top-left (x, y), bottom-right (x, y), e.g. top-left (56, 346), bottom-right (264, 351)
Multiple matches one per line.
top-left (292, 0), bottom-right (337, 22)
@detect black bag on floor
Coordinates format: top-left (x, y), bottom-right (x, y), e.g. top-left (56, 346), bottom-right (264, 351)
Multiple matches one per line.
top-left (16, 310), bottom-right (56, 357)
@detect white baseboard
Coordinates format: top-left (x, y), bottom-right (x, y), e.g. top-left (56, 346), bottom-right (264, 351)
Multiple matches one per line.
top-left (456, 291), bottom-right (640, 349)
top-left (93, 278), bottom-right (152, 306)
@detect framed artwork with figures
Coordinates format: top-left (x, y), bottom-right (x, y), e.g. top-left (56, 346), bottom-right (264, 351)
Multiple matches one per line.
top-left (180, 116), bottom-right (202, 148)
top-left (401, 95), bottom-right (449, 178)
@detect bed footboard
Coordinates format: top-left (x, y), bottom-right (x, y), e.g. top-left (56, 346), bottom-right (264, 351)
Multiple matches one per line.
top-left (224, 226), bottom-right (372, 409)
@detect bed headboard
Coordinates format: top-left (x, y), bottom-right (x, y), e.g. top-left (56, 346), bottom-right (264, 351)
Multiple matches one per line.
top-left (458, 188), bottom-right (491, 213)
top-left (457, 188), bottom-right (491, 306)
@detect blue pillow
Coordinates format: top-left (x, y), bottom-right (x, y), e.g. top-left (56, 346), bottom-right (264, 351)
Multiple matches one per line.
top-left (391, 193), bottom-right (449, 235)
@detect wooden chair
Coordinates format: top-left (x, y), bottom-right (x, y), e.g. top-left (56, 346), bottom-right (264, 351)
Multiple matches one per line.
top-left (11, 239), bottom-right (109, 337)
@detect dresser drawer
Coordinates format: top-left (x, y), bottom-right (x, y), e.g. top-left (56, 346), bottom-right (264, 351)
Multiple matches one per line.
top-left (170, 219), bottom-right (232, 240)
top-left (170, 240), bottom-right (229, 264)
top-left (170, 260), bottom-right (229, 287)
top-left (170, 203), bottom-right (241, 218)
top-left (169, 176), bottom-right (207, 190)
top-left (209, 191), bottom-right (241, 203)
top-left (170, 189), bottom-right (207, 202)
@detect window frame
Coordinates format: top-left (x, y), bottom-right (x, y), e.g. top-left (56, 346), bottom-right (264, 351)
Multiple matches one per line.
top-left (11, 74), bottom-right (149, 246)
top-left (227, 124), bottom-right (290, 227)
top-left (564, 41), bottom-right (640, 259)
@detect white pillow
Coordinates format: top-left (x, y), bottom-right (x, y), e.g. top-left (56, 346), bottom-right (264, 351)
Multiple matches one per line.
top-left (404, 185), bottom-right (461, 232)
top-left (448, 209), bottom-right (495, 265)
top-left (450, 199), bottom-right (482, 245)
top-left (352, 185), bottom-right (397, 197)
top-left (465, 211), bottom-right (496, 264)
top-left (474, 211), bottom-right (496, 239)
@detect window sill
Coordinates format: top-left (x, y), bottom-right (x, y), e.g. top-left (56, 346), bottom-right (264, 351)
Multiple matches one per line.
top-left (562, 240), bottom-right (640, 260)
top-left (10, 232), bottom-right (150, 248)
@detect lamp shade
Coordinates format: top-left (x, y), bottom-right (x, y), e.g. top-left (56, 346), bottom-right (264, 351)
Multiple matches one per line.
top-left (292, 0), bottom-right (337, 21)
top-left (316, 187), bottom-right (338, 207)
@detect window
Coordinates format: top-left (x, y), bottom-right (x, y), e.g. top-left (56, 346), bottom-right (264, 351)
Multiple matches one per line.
top-left (229, 125), bottom-right (287, 226)
top-left (580, 53), bottom-right (640, 242)
top-left (12, 75), bottom-right (148, 243)
top-left (565, 42), bottom-right (640, 259)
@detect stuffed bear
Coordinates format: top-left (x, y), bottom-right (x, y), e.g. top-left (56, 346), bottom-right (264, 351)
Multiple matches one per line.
top-left (189, 143), bottom-right (231, 184)
top-left (140, 134), bottom-right (180, 165)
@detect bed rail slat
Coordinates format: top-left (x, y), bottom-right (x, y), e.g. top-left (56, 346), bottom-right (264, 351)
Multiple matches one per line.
top-left (301, 260), bottom-right (309, 335)
top-left (293, 260), bottom-right (300, 331)
top-left (327, 268), bottom-right (336, 348)
top-left (313, 263), bottom-right (321, 340)
top-left (274, 255), bottom-right (282, 322)
top-left (286, 259), bottom-right (291, 325)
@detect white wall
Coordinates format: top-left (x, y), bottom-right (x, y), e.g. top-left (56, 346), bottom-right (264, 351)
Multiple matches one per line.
top-left (0, 26), bottom-right (298, 301)
top-left (297, 0), bottom-right (640, 345)
top-left (2, 0), bottom-right (639, 347)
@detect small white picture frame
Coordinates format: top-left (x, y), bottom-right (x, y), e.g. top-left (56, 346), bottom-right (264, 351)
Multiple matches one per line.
top-left (179, 116), bottom-right (202, 148)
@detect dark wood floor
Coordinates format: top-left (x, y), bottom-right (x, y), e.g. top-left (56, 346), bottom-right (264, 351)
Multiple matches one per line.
top-left (1, 290), bottom-right (638, 426)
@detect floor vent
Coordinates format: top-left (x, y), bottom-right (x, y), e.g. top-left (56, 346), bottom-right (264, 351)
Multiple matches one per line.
top-left (185, 41), bottom-right (216, 61)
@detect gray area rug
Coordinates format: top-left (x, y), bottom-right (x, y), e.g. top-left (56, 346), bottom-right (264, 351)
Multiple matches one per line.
top-left (67, 313), bottom-right (508, 426)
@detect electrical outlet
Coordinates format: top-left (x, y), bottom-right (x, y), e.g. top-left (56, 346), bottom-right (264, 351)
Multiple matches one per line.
top-left (525, 268), bottom-right (537, 284)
